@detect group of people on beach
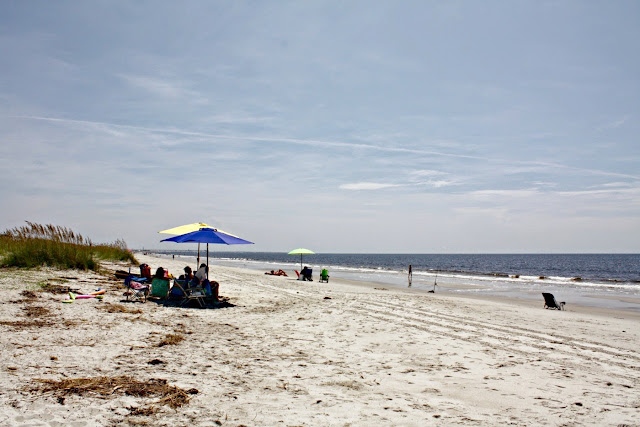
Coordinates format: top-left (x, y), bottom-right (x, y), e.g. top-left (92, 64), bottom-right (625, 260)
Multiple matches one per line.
top-left (147, 262), bottom-right (220, 300)
top-left (263, 266), bottom-right (321, 282)
top-left (180, 263), bottom-right (220, 300)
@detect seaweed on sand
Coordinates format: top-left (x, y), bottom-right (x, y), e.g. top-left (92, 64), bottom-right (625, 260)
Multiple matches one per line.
top-left (97, 303), bottom-right (143, 314)
top-left (39, 282), bottom-right (78, 294)
top-left (156, 333), bottom-right (185, 347)
top-left (31, 376), bottom-right (195, 409)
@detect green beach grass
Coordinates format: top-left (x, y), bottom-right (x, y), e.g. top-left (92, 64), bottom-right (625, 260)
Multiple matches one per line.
top-left (0, 222), bottom-right (137, 271)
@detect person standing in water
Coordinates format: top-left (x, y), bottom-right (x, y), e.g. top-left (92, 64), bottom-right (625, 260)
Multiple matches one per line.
top-left (408, 264), bottom-right (413, 287)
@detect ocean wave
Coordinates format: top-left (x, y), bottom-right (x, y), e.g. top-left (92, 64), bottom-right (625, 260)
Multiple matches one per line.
top-left (147, 251), bottom-right (640, 290)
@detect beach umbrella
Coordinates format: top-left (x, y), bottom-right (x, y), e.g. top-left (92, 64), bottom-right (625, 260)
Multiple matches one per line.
top-left (288, 248), bottom-right (315, 270)
top-left (158, 222), bottom-right (240, 237)
top-left (158, 222), bottom-right (240, 265)
top-left (161, 228), bottom-right (253, 278)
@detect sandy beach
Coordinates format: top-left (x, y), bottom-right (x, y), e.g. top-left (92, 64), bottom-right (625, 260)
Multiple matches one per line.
top-left (1, 253), bottom-right (639, 426)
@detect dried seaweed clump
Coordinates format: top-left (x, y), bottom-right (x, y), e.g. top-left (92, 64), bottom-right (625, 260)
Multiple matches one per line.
top-left (20, 290), bottom-right (38, 299)
top-left (23, 305), bottom-right (51, 317)
top-left (156, 333), bottom-right (185, 347)
top-left (39, 282), bottom-right (75, 294)
top-left (33, 376), bottom-right (193, 409)
top-left (0, 296), bottom-right (53, 328)
top-left (98, 303), bottom-right (143, 314)
top-left (0, 319), bottom-right (49, 328)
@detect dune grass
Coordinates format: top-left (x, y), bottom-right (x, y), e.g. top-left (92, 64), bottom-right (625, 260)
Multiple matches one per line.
top-left (0, 222), bottom-right (137, 271)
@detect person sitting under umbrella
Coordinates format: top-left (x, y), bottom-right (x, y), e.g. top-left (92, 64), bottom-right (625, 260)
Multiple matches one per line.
top-left (178, 266), bottom-right (193, 281)
top-left (195, 264), bottom-right (207, 283)
top-left (300, 266), bottom-right (313, 281)
top-left (194, 263), bottom-right (220, 300)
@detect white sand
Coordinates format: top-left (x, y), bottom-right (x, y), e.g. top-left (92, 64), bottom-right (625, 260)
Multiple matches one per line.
top-left (0, 253), bottom-right (638, 426)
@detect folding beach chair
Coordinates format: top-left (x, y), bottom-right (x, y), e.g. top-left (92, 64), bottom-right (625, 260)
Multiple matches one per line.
top-left (150, 278), bottom-right (171, 299)
top-left (170, 279), bottom-right (206, 308)
top-left (542, 293), bottom-right (565, 310)
top-left (319, 269), bottom-right (329, 283)
top-left (123, 275), bottom-right (150, 302)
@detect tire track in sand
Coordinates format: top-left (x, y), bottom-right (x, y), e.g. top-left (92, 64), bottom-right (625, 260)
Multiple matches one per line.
top-left (223, 275), bottom-right (639, 381)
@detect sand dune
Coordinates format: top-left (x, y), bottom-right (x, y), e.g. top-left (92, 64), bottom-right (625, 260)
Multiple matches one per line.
top-left (0, 253), bottom-right (638, 425)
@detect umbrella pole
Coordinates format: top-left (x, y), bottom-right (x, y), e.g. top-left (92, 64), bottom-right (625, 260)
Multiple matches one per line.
top-left (197, 243), bottom-right (201, 267)
top-left (207, 243), bottom-right (209, 280)
top-left (300, 254), bottom-right (303, 270)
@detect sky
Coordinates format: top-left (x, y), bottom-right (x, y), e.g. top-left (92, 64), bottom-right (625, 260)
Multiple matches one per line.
top-left (1, 1), bottom-right (639, 253)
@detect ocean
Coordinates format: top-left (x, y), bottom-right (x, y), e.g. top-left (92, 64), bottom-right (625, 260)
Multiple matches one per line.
top-left (150, 251), bottom-right (640, 312)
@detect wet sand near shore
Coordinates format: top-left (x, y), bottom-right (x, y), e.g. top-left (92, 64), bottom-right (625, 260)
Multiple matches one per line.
top-left (0, 253), bottom-right (638, 425)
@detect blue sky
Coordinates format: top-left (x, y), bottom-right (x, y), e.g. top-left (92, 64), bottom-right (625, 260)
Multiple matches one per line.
top-left (1, 1), bottom-right (638, 253)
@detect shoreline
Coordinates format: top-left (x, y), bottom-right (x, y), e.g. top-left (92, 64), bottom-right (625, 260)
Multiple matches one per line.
top-left (1, 253), bottom-right (638, 425)
top-left (151, 250), bottom-right (640, 284)
top-left (158, 252), bottom-right (640, 318)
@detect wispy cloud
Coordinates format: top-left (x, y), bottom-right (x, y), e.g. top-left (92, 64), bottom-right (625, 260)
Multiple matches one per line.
top-left (202, 113), bottom-right (276, 125)
top-left (9, 115), bottom-right (486, 157)
top-left (526, 160), bottom-right (639, 180)
top-left (531, 181), bottom-right (557, 188)
top-left (409, 169), bottom-right (447, 178)
top-left (117, 74), bottom-right (208, 104)
top-left (12, 115), bottom-right (640, 184)
top-left (467, 189), bottom-right (540, 199)
top-left (407, 170), bottom-right (459, 188)
top-left (424, 180), bottom-right (457, 188)
top-left (339, 182), bottom-right (399, 191)
top-left (596, 115), bottom-right (630, 131)
top-left (340, 178), bottom-right (458, 191)
top-left (598, 182), bottom-right (634, 188)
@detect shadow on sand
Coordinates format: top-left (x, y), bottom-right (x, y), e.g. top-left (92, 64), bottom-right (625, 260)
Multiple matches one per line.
top-left (119, 296), bottom-right (235, 309)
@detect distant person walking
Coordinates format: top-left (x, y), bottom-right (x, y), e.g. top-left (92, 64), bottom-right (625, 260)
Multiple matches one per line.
top-left (408, 264), bottom-right (413, 287)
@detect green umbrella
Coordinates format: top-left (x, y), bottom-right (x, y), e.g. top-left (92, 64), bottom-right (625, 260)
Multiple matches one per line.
top-left (288, 248), bottom-right (315, 270)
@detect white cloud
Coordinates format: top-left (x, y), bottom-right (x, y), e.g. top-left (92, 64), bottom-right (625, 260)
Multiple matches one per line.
top-left (202, 113), bottom-right (276, 125)
top-left (339, 182), bottom-right (399, 191)
top-left (410, 169), bottom-right (446, 178)
top-left (428, 180), bottom-right (456, 188)
top-left (596, 115), bottom-right (629, 131)
top-left (408, 170), bottom-right (458, 188)
top-left (599, 182), bottom-right (634, 188)
top-left (117, 74), bottom-right (208, 104)
top-left (467, 189), bottom-right (540, 199)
